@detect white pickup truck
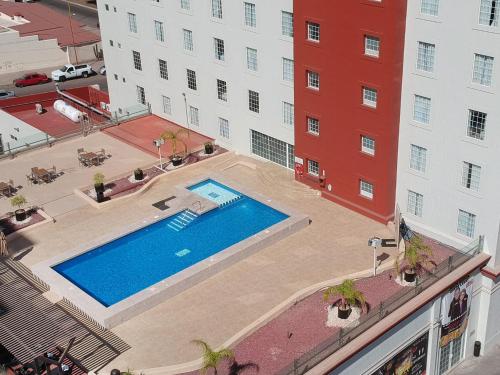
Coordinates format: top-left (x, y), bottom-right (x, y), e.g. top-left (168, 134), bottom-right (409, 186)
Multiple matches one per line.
top-left (51, 64), bottom-right (93, 82)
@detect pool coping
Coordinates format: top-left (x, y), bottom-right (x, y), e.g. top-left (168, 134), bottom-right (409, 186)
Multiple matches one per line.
top-left (31, 177), bottom-right (309, 328)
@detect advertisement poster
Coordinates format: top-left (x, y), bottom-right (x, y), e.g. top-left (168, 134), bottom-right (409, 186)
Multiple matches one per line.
top-left (440, 277), bottom-right (473, 347)
top-left (371, 332), bottom-right (429, 375)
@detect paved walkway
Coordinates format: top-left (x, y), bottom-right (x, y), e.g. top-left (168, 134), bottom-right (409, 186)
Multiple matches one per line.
top-left (449, 342), bottom-right (500, 375)
top-left (6, 151), bottom-right (398, 371)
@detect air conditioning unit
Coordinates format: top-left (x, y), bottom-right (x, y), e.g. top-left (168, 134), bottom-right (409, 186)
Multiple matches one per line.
top-left (100, 101), bottom-right (106, 110)
top-left (105, 104), bottom-right (111, 111)
top-left (35, 103), bottom-right (43, 114)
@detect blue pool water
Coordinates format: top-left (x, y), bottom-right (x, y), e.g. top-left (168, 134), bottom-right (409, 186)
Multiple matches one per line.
top-left (53, 180), bottom-right (288, 307)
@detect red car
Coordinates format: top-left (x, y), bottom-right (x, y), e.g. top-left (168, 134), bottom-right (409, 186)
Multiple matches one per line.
top-left (13, 73), bottom-right (50, 87)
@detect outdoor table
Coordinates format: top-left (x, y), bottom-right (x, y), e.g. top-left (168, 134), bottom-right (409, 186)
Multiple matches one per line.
top-left (32, 168), bottom-right (51, 183)
top-left (0, 182), bottom-right (11, 196)
top-left (80, 152), bottom-right (100, 166)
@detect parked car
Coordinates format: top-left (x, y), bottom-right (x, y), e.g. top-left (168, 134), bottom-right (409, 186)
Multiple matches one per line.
top-left (0, 90), bottom-right (15, 100)
top-left (13, 73), bottom-right (50, 87)
top-left (99, 66), bottom-right (106, 75)
top-left (51, 64), bottom-right (93, 82)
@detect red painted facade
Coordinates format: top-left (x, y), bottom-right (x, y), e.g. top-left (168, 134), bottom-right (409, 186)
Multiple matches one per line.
top-left (293, 0), bottom-right (407, 223)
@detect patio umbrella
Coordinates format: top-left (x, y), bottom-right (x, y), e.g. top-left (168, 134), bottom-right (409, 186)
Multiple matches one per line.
top-left (0, 231), bottom-right (8, 257)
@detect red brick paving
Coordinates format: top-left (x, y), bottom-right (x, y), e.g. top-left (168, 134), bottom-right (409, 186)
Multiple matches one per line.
top-left (182, 239), bottom-right (456, 375)
top-left (103, 115), bottom-right (213, 158)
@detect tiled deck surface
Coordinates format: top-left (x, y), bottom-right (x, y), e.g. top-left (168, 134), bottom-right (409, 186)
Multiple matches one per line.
top-left (180, 242), bottom-right (456, 375)
top-left (5, 151), bottom-right (400, 372)
top-left (103, 115), bottom-right (213, 157)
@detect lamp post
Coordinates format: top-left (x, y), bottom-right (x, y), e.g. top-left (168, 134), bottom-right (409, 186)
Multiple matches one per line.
top-left (153, 138), bottom-right (165, 169)
top-left (66, 0), bottom-right (79, 64)
top-left (368, 236), bottom-right (382, 276)
top-left (182, 93), bottom-right (190, 139)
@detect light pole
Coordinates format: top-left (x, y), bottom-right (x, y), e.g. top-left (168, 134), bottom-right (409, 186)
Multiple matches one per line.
top-left (368, 237), bottom-right (382, 276)
top-left (153, 138), bottom-right (165, 169)
top-left (66, 1), bottom-right (79, 64)
top-left (182, 93), bottom-right (190, 140)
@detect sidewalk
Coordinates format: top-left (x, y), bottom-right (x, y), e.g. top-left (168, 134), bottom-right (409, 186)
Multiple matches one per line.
top-left (0, 61), bottom-right (104, 87)
top-left (449, 343), bottom-right (500, 374)
top-left (65, 0), bottom-right (97, 11)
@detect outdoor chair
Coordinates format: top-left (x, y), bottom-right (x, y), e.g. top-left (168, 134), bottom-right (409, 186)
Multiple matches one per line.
top-left (98, 148), bottom-right (106, 162)
top-left (50, 166), bottom-right (57, 178)
top-left (26, 175), bottom-right (33, 186)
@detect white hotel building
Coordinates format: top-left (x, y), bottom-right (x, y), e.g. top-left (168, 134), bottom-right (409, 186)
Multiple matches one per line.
top-left (98, 0), bottom-right (295, 168)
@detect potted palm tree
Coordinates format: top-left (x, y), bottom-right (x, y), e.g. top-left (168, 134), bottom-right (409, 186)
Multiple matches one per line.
top-left (161, 129), bottom-right (188, 166)
top-left (204, 142), bottom-right (214, 155)
top-left (394, 235), bottom-right (434, 283)
top-left (192, 339), bottom-right (234, 375)
top-left (323, 279), bottom-right (367, 319)
top-left (134, 168), bottom-right (144, 181)
top-left (93, 172), bottom-right (105, 203)
top-left (11, 195), bottom-right (28, 222)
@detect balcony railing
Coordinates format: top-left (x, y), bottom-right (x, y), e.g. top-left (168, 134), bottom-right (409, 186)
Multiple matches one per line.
top-left (278, 236), bottom-right (483, 375)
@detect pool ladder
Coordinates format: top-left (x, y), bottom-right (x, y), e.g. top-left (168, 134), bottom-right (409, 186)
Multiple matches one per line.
top-left (167, 210), bottom-right (198, 232)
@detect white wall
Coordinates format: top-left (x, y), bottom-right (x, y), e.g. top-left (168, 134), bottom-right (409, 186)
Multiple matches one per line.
top-left (0, 109), bottom-right (50, 153)
top-left (97, 0), bottom-right (294, 155)
top-left (0, 30), bottom-right (68, 74)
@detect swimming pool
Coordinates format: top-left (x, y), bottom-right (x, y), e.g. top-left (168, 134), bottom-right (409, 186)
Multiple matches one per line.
top-left (53, 180), bottom-right (288, 307)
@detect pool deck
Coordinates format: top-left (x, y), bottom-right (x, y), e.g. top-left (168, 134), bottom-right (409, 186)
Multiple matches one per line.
top-left (6, 151), bottom-right (397, 371)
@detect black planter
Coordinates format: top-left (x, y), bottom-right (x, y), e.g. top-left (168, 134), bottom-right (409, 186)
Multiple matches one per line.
top-left (96, 191), bottom-right (105, 203)
top-left (404, 270), bottom-right (416, 283)
top-left (337, 306), bottom-right (352, 319)
top-left (14, 209), bottom-right (26, 222)
top-left (110, 370), bottom-right (121, 375)
top-left (204, 143), bottom-right (214, 154)
top-left (134, 169), bottom-right (144, 181)
top-left (94, 183), bottom-right (105, 193)
top-left (172, 157), bottom-right (183, 166)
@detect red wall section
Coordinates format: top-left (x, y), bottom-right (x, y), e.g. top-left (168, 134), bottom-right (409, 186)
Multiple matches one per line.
top-left (293, 0), bottom-right (407, 223)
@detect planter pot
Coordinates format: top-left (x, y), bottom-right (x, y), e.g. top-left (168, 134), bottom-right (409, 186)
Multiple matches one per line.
top-left (14, 209), bottom-right (26, 222)
top-left (134, 169), bottom-right (144, 181)
top-left (94, 183), bottom-right (105, 193)
top-left (404, 270), bottom-right (416, 283)
top-left (204, 144), bottom-right (214, 155)
top-left (337, 306), bottom-right (352, 319)
top-left (172, 157), bottom-right (183, 167)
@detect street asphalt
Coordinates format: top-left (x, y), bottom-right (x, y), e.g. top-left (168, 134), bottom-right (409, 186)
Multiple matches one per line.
top-left (38, 0), bottom-right (100, 29)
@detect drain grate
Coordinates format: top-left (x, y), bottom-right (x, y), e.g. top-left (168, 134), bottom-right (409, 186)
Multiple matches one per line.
top-left (175, 249), bottom-right (191, 257)
top-left (152, 196), bottom-right (176, 211)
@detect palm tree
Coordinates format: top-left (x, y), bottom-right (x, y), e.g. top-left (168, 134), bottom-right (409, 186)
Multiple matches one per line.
top-left (394, 235), bottom-right (434, 282)
top-left (192, 339), bottom-right (235, 375)
top-left (323, 279), bottom-right (367, 319)
top-left (161, 129), bottom-right (188, 158)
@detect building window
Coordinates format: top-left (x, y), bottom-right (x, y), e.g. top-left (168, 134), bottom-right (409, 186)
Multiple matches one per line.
top-left (187, 69), bottom-right (197, 90)
top-left (281, 11), bottom-right (294, 37)
top-left (181, 0), bottom-right (190, 10)
top-left (410, 144), bottom-right (427, 172)
top-left (457, 210), bottom-right (476, 237)
top-left (113, 74), bottom-right (118, 80)
top-left (246, 47), bottom-right (258, 71)
top-left (250, 130), bottom-right (294, 169)
top-left (189, 106), bottom-right (199, 126)
top-left (282, 58), bottom-right (294, 82)
top-left (479, 0), bottom-right (499, 26)
top-left (212, 0), bottom-right (223, 18)
top-left (361, 136), bottom-right (375, 155)
top-left (128, 12), bottom-right (137, 33)
top-left (462, 162), bottom-right (481, 191)
top-left (363, 87), bottom-right (377, 108)
top-left (162, 95), bottom-right (171, 114)
top-left (105, 4), bottom-right (109, 11)
top-left (413, 95), bottom-right (431, 124)
top-left (364, 35), bottom-right (380, 57)
top-left (421, 0), bottom-right (439, 16)
top-left (417, 42), bottom-right (435, 72)
top-left (158, 59), bottom-right (168, 79)
top-left (183, 29), bottom-right (193, 51)
top-left (136, 85), bottom-right (145, 104)
top-left (307, 70), bottom-right (320, 89)
top-left (132, 51), bottom-right (142, 71)
top-left (360, 180), bottom-right (374, 199)
top-left (407, 191), bottom-right (424, 217)
top-left (467, 110), bottom-right (486, 140)
top-left (214, 38), bottom-right (225, 61)
top-left (219, 117), bottom-right (229, 138)
top-left (307, 22), bottom-right (320, 42)
top-left (283, 102), bottom-right (294, 126)
top-left (472, 53), bottom-right (494, 86)
top-left (113, 6), bottom-right (117, 12)
top-left (248, 90), bottom-right (259, 113)
top-left (307, 117), bottom-right (319, 135)
top-left (244, 2), bottom-right (256, 28)
top-left (217, 79), bottom-right (227, 101)
top-left (308, 160), bottom-right (319, 176)
top-left (154, 20), bottom-right (165, 42)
